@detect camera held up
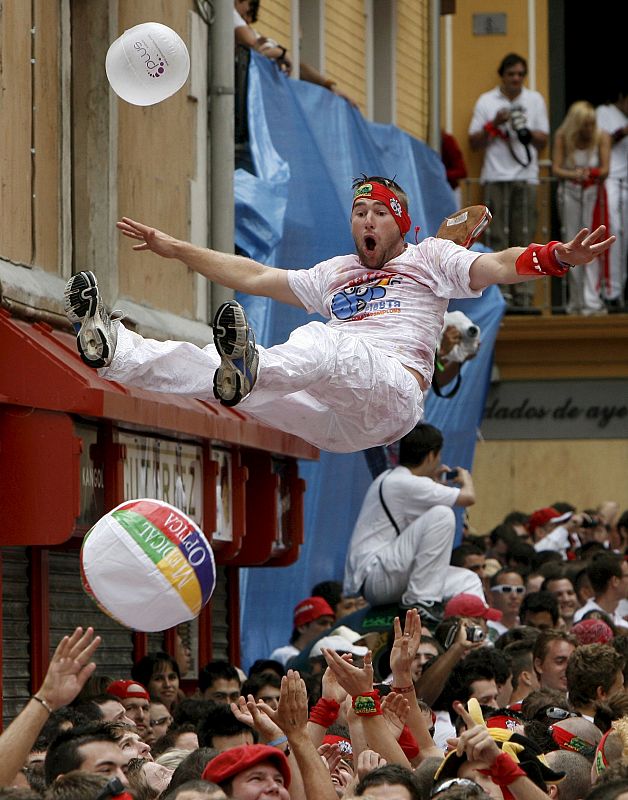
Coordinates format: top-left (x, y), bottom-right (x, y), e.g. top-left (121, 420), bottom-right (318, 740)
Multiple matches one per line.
top-left (510, 104), bottom-right (532, 145)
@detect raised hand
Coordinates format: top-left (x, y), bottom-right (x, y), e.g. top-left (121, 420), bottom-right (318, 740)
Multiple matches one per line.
top-left (555, 226), bottom-right (616, 266)
top-left (117, 217), bottom-right (181, 258)
top-left (389, 609), bottom-right (422, 683)
top-left (321, 655), bottom-right (351, 704)
top-left (318, 742), bottom-right (342, 774)
top-left (322, 648), bottom-right (374, 697)
top-left (37, 627), bottom-right (101, 711)
top-left (356, 749), bottom-right (387, 781)
top-left (381, 692), bottom-right (410, 738)
top-left (260, 670), bottom-right (309, 736)
top-left (447, 701), bottom-right (501, 765)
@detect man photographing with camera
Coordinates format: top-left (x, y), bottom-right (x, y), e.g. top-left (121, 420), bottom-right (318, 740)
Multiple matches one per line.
top-left (469, 52), bottom-right (550, 312)
top-left (343, 423), bottom-right (483, 627)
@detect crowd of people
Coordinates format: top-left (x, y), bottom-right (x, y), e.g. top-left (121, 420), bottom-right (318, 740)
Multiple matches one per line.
top-left (1, 475), bottom-right (627, 800)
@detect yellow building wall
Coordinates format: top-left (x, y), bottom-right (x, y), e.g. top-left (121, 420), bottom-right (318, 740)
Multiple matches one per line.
top-left (325, 0), bottom-right (367, 113)
top-left (469, 439), bottom-right (628, 535)
top-left (396, 0), bottom-right (430, 141)
top-left (443, 0), bottom-right (550, 184)
top-left (116, 1), bottom-right (197, 316)
top-left (254, 0), bottom-right (292, 51)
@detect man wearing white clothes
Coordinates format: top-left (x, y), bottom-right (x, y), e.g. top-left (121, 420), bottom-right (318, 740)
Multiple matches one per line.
top-left (469, 53), bottom-right (550, 310)
top-left (64, 176), bottom-right (612, 454)
top-left (342, 423), bottom-right (482, 624)
top-left (596, 84), bottom-right (628, 311)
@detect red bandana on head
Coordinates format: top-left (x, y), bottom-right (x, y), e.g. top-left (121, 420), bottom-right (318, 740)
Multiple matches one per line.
top-left (352, 182), bottom-right (412, 237)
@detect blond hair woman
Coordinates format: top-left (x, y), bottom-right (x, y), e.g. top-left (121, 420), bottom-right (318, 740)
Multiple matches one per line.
top-left (552, 101), bottom-right (611, 314)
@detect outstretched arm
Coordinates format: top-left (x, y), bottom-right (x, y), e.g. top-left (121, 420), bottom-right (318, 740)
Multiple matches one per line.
top-left (468, 225), bottom-right (615, 291)
top-left (117, 217), bottom-right (304, 307)
top-left (0, 627), bottom-right (100, 787)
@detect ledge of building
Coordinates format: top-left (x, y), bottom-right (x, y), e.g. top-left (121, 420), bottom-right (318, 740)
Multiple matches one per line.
top-left (495, 313), bottom-right (628, 380)
top-left (0, 260), bottom-right (214, 347)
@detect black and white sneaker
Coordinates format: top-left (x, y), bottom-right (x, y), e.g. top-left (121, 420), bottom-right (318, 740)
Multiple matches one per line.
top-left (401, 599), bottom-right (444, 629)
top-left (212, 300), bottom-right (259, 407)
top-left (64, 271), bottom-right (118, 368)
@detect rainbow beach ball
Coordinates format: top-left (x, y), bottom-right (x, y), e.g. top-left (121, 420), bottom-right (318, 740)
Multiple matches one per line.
top-left (81, 499), bottom-right (215, 631)
top-left (105, 22), bottom-right (190, 106)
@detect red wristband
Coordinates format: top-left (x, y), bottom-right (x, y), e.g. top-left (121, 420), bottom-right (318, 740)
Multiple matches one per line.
top-left (308, 697), bottom-right (340, 728)
top-left (484, 121), bottom-right (507, 140)
top-left (488, 752), bottom-right (527, 786)
top-left (515, 241), bottom-right (571, 277)
top-left (352, 690), bottom-right (382, 717)
top-left (392, 685), bottom-right (415, 694)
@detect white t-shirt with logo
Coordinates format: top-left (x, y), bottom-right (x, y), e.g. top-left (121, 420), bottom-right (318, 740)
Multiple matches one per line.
top-left (287, 238), bottom-right (481, 384)
top-left (468, 86), bottom-right (549, 184)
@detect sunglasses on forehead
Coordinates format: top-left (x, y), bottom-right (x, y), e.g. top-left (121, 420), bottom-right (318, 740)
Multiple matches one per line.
top-left (432, 778), bottom-right (483, 797)
top-left (490, 584), bottom-right (525, 595)
top-left (535, 705), bottom-right (580, 721)
top-left (95, 778), bottom-right (133, 800)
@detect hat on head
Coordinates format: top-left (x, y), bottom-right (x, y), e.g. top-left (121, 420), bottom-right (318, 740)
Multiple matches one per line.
top-left (572, 618), bottom-right (614, 646)
top-left (310, 634), bottom-right (368, 658)
top-left (107, 680), bottom-right (150, 701)
top-left (444, 593), bottom-right (502, 622)
top-left (527, 507), bottom-right (572, 533)
top-left (293, 596), bottom-right (334, 627)
top-left (202, 744), bottom-right (291, 787)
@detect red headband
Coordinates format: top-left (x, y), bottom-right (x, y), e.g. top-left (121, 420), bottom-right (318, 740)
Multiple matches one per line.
top-left (352, 182), bottom-right (412, 237)
top-left (550, 725), bottom-right (596, 759)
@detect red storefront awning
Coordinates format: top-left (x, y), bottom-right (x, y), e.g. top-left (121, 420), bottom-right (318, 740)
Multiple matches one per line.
top-left (0, 309), bottom-right (318, 459)
top-left (0, 310), bottom-right (317, 548)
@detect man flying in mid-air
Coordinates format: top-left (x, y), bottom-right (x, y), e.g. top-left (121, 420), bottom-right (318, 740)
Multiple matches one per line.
top-left (65, 176), bottom-right (613, 453)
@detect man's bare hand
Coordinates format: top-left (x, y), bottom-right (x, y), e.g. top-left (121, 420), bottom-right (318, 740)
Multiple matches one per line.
top-left (260, 670), bottom-right (309, 736)
top-left (117, 217), bottom-right (181, 258)
top-left (555, 226), bottom-right (616, 266)
top-left (356, 749), bottom-right (387, 781)
top-left (447, 701), bottom-right (501, 765)
top-left (232, 695), bottom-right (284, 743)
top-left (38, 627), bottom-right (101, 711)
top-left (381, 692), bottom-right (410, 739)
top-left (321, 657), bottom-right (351, 704)
top-left (322, 649), bottom-right (373, 697)
top-left (389, 610), bottom-right (421, 682)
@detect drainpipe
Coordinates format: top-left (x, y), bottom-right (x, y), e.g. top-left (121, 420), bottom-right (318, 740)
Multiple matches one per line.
top-left (429, 0), bottom-right (441, 153)
top-left (209, 0), bottom-right (235, 314)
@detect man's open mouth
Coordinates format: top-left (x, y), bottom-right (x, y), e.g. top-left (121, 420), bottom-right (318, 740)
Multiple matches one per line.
top-left (365, 236), bottom-right (376, 252)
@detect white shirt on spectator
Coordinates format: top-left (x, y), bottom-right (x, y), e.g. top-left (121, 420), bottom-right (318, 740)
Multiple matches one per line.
top-left (468, 86), bottom-right (549, 184)
top-left (573, 598), bottom-right (628, 630)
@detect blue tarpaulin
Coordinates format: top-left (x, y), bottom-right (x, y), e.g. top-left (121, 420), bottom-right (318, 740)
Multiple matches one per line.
top-left (235, 54), bottom-right (504, 668)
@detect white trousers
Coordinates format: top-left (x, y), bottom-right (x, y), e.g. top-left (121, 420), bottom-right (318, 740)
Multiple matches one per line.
top-left (362, 506), bottom-right (484, 606)
top-left (103, 321), bottom-right (424, 453)
top-left (606, 178), bottom-right (628, 300)
top-left (558, 183), bottom-right (604, 312)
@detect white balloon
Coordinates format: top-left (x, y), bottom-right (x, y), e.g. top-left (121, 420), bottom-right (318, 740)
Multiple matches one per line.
top-left (106, 22), bottom-right (190, 106)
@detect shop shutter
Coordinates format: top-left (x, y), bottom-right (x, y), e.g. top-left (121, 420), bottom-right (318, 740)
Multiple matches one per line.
top-left (1, 547), bottom-right (31, 727)
top-left (48, 550), bottom-right (134, 679)
top-left (210, 566), bottom-right (229, 661)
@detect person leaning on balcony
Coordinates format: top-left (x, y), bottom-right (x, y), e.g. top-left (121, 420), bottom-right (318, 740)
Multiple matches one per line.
top-left (468, 53), bottom-right (550, 313)
top-left (552, 101), bottom-right (611, 316)
top-left (233, 0), bottom-right (292, 74)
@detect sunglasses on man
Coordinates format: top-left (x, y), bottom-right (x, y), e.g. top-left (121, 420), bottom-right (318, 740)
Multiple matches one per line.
top-left (490, 585), bottom-right (525, 595)
top-left (535, 705), bottom-right (580, 721)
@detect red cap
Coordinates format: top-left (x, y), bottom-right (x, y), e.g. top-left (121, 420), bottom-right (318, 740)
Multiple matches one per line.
top-left (527, 507), bottom-right (571, 533)
top-left (293, 596), bottom-right (334, 627)
top-left (444, 593), bottom-right (502, 622)
top-left (572, 618), bottom-right (614, 645)
top-left (202, 744), bottom-right (291, 788)
top-left (106, 680), bottom-right (150, 701)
